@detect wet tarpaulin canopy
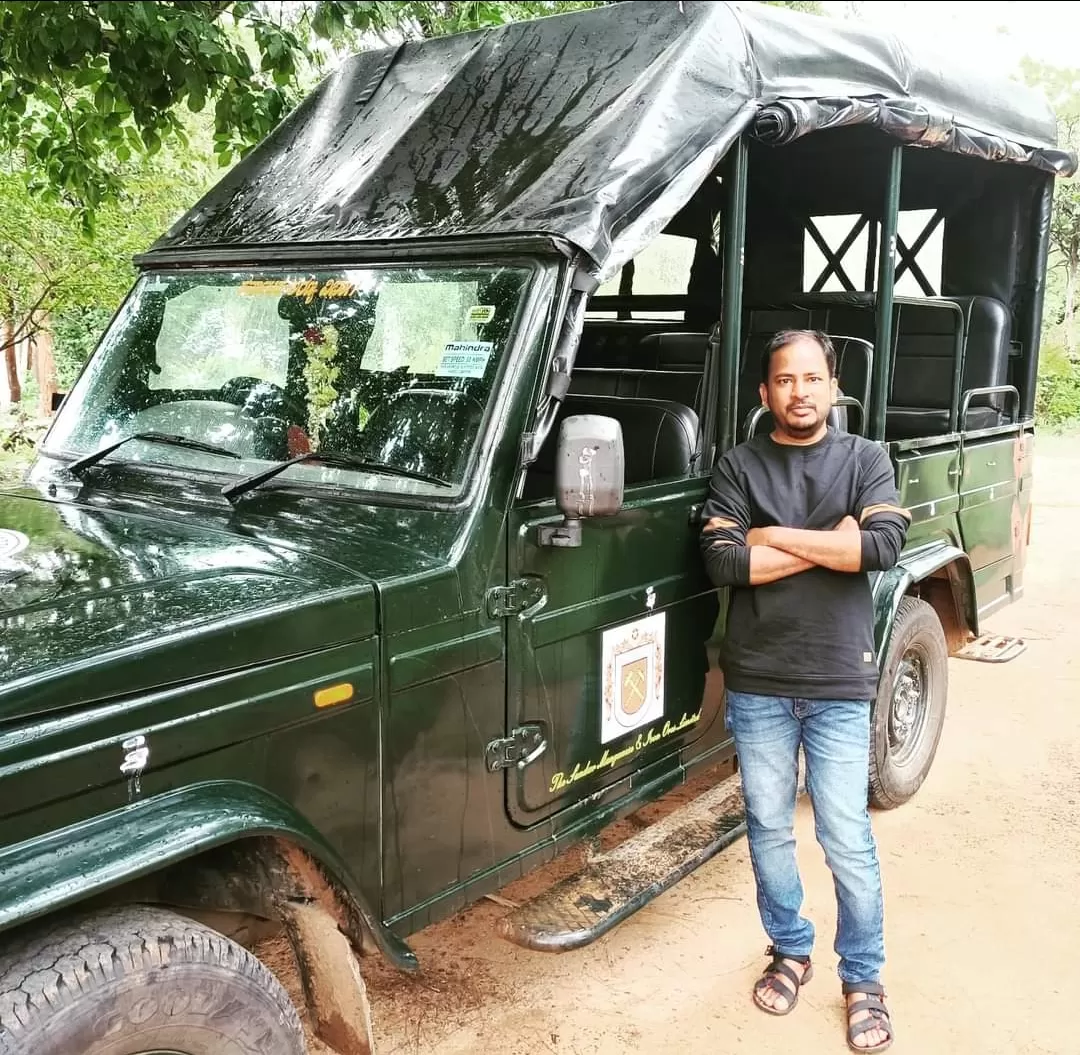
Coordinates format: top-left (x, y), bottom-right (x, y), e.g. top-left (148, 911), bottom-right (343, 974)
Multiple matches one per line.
top-left (146, 0), bottom-right (1077, 280)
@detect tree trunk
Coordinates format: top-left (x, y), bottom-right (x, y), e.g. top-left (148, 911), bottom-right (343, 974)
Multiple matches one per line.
top-left (1, 318), bottom-right (18, 406)
top-left (32, 321), bottom-right (57, 417)
top-left (1066, 244), bottom-right (1079, 359)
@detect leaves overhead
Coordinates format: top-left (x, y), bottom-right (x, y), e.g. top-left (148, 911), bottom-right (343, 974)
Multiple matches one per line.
top-left (0, 1), bottom-right (304, 218)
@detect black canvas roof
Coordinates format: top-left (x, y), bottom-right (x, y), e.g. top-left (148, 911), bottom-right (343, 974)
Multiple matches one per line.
top-left (145, 0), bottom-right (1075, 276)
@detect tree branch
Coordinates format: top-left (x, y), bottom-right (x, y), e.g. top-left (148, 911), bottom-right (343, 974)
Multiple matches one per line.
top-left (5, 282), bottom-right (59, 346)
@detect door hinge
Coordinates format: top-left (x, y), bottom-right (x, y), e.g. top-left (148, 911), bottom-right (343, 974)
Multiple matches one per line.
top-left (485, 723), bottom-right (548, 772)
top-left (486, 577), bottom-right (546, 618)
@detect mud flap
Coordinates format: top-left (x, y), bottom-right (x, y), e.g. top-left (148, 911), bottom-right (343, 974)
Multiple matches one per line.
top-left (953, 633), bottom-right (1027, 663)
top-left (496, 772), bottom-right (745, 952)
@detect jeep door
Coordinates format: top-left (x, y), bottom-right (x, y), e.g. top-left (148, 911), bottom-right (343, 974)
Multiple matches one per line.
top-left (502, 398), bottom-right (728, 827)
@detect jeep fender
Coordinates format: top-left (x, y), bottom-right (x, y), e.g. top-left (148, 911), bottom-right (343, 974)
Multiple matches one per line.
top-left (872, 541), bottom-right (978, 662)
top-left (0, 779), bottom-right (418, 973)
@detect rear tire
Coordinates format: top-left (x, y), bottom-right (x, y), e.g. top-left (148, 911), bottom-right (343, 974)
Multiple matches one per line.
top-left (869, 596), bottom-right (948, 810)
top-left (0, 905), bottom-right (305, 1055)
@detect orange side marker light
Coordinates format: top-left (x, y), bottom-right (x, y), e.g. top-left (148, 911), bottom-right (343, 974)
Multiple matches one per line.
top-left (314, 683), bottom-right (354, 709)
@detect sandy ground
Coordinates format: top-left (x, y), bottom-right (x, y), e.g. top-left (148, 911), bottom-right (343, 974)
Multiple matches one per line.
top-left (266, 435), bottom-right (1080, 1055)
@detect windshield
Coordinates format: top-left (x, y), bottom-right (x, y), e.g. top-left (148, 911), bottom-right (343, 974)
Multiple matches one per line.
top-left (45, 264), bottom-right (533, 498)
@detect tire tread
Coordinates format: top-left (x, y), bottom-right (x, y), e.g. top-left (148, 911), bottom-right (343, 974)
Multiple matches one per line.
top-left (0, 905), bottom-right (303, 1053)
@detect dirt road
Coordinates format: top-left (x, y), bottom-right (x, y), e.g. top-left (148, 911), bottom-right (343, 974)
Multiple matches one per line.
top-left (275, 436), bottom-right (1080, 1055)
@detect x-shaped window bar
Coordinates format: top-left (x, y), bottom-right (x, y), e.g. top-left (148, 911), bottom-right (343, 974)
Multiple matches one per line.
top-left (805, 209), bottom-right (944, 296)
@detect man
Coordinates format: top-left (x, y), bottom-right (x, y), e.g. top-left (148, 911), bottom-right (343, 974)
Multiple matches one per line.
top-left (699, 330), bottom-right (910, 1053)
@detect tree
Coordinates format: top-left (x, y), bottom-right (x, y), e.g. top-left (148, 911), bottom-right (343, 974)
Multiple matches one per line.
top-left (0, 133), bottom-right (217, 409)
top-left (1021, 59), bottom-right (1080, 357)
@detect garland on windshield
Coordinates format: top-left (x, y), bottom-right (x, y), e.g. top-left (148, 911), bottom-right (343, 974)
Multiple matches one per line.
top-left (301, 323), bottom-right (340, 448)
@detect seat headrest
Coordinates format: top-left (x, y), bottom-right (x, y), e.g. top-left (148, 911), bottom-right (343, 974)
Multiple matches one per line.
top-left (638, 332), bottom-right (710, 370)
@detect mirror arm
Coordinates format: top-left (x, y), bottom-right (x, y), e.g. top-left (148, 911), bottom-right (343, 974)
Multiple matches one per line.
top-left (537, 518), bottom-right (582, 548)
top-left (521, 266), bottom-right (596, 467)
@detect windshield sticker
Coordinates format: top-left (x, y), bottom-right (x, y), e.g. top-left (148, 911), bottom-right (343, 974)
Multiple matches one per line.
top-left (239, 278), bottom-right (357, 303)
top-left (466, 305), bottom-right (496, 324)
top-left (436, 341), bottom-right (494, 378)
top-left (601, 612), bottom-right (666, 744)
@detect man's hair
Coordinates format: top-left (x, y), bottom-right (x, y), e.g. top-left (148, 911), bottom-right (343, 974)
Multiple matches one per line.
top-left (760, 329), bottom-right (836, 383)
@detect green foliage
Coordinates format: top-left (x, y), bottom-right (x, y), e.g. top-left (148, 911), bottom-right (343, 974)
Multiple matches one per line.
top-left (1020, 60), bottom-right (1080, 425)
top-left (1036, 369), bottom-right (1080, 426)
top-left (0, 120), bottom-right (216, 386)
top-left (51, 307), bottom-right (114, 388)
top-left (0, 1), bottom-right (302, 221)
top-left (1021, 61), bottom-right (1080, 342)
top-left (0, 407), bottom-right (46, 454)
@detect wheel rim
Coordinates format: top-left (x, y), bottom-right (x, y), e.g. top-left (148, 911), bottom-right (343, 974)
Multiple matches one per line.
top-left (888, 645), bottom-right (930, 766)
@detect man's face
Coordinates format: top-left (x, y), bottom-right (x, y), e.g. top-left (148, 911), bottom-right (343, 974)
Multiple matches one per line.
top-left (759, 337), bottom-right (837, 442)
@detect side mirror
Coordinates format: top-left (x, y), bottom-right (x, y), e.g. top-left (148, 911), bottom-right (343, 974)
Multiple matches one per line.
top-left (538, 414), bottom-right (624, 548)
top-left (50, 391), bottom-right (66, 413)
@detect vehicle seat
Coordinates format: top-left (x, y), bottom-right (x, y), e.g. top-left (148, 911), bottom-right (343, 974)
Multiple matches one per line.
top-left (569, 330), bottom-right (709, 412)
top-left (357, 387), bottom-right (484, 483)
top-left (523, 395), bottom-right (700, 501)
top-left (569, 368), bottom-right (702, 407)
top-left (885, 296), bottom-right (1011, 439)
top-left (637, 332), bottom-right (710, 371)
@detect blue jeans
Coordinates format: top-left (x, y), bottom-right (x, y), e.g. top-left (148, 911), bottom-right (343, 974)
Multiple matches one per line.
top-left (726, 691), bottom-right (884, 985)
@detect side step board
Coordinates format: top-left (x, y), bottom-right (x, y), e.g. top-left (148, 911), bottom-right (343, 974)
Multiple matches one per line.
top-left (496, 772), bottom-right (745, 953)
top-left (954, 633), bottom-right (1027, 663)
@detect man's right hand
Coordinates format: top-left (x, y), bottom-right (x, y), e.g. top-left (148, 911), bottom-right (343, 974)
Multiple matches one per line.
top-left (834, 515), bottom-right (860, 534)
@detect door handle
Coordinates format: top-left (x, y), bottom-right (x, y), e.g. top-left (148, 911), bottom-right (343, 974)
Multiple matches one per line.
top-left (689, 503), bottom-right (703, 526)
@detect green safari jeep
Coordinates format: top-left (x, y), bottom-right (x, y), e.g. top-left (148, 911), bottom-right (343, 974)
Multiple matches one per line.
top-left (0, 2), bottom-right (1072, 1052)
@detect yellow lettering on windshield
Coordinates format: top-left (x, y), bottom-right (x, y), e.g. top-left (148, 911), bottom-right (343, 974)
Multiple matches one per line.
top-left (238, 278), bottom-right (356, 302)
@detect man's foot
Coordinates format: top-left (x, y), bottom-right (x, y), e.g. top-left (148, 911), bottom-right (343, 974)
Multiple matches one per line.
top-left (843, 982), bottom-right (894, 1052)
top-left (752, 945), bottom-right (813, 1016)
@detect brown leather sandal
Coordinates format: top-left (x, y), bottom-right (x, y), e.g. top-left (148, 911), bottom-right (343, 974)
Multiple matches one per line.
top-left (752, 944), bottom-right (813, 1016)
top-left (842, 981), bottom-right (894, 1052)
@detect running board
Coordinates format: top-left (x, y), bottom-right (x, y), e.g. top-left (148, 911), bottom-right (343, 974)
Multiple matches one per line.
top-left (954, 633), bottom-right (1027, 663)
top-left (496, 772), bottom-right (745, 953)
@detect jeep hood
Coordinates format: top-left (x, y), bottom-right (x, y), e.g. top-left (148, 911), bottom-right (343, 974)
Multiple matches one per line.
top-left (0, 491), bottom-right (381, 718)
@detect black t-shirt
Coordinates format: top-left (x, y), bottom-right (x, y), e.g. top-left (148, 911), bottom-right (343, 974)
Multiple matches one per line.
top-left (699, 427), bottom-right (911, 700)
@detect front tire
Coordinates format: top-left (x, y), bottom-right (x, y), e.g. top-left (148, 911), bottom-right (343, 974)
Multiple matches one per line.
top-left (0, 905), bottom-right (305, 1055)
top-left (869, 596), bottom-right (948, 810)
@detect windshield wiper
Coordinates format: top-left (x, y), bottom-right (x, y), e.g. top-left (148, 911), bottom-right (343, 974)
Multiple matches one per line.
top-left (67, 431), bottom-right (241, 476)
top-left (222, 451), bottom-right (450, 504)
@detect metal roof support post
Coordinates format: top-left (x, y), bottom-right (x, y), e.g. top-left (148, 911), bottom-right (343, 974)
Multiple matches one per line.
top-left (871, 145), bottom-right (902, 443)
top-left (1018, 174), bottom-right (1054, 422)
top-left (718, 136), bottom-right (749, 456)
